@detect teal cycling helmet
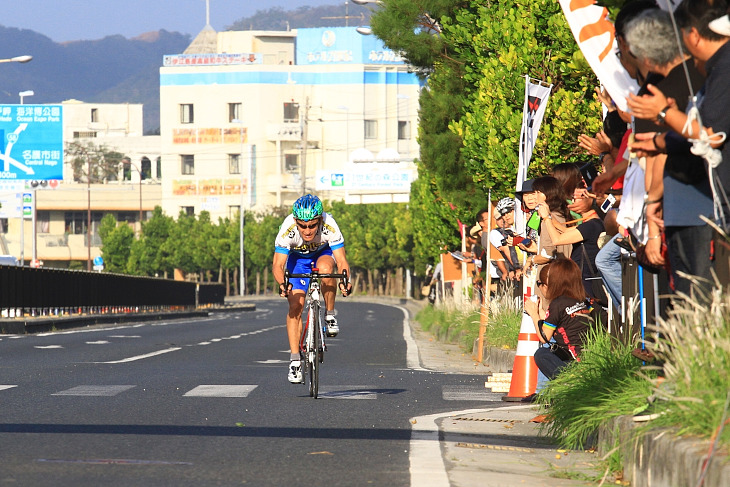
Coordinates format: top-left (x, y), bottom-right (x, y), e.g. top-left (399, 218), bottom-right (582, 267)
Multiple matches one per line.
top-left (292, 194), bottom-right (323, 221)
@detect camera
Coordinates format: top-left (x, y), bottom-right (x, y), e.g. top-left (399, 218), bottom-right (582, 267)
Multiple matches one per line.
top-left (501, 229), bottom-right (514, 246)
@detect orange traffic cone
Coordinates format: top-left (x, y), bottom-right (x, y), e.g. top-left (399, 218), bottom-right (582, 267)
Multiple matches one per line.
top-left (502, 291), bottom-right (540, 402)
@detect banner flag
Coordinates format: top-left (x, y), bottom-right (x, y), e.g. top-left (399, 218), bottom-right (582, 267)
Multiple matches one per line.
top-left (558, 0), bottom-right (639, 112)
top-left (517, 76), bottom-right (552, 192)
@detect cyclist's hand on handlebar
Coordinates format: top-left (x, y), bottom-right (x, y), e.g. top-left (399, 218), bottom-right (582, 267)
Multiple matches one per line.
top-left (339, 280), bottom-right (353, 297)
top-left (279, 282), bottom-right (292, 297)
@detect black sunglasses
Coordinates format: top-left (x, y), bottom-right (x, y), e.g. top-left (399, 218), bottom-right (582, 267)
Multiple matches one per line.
top-left (296, 220), bottom-right (319, 230)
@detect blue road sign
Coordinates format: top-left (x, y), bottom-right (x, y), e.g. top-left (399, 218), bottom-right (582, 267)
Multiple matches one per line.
top-left (0, 105), bottom-right (63, 180)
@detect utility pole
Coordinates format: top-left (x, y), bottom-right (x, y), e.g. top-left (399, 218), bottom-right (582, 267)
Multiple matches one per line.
top-left (300, 97), bottom-right (309, 195)
top-left (321, 1), bottom-right (365, 27)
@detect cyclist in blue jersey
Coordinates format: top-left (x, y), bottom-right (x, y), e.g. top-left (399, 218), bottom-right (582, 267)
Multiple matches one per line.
top-left (272, 194), bottom-right (352, 384)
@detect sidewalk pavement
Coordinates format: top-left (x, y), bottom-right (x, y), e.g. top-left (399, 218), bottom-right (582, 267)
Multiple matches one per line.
top-left (397, 297), bottom-right (603, 487)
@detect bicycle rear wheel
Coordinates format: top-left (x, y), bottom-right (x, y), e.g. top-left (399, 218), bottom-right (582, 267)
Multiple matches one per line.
top-left (309, 303), bottom-right (320, 398)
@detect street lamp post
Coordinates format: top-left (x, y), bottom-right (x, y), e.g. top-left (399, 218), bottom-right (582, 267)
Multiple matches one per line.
top-left (19, 90), bottom-right (36, 266)
top-left (232, 119), bottom-right (246, 296)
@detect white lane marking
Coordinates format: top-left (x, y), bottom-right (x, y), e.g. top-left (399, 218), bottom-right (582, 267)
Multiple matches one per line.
top-left (255, 359), bottom-right (289, 364)
top-left (86, 341), bottom-right (110, 345)
top-left (90, 325), bottom-right (283, 363)
top-left (34, 345), bottom-right (63, 349)
top-left (409, 405), bottom-right (533, 487)
top-left (108, 335), bottom-right (141, 339)
top-left (0, 385), bottom-right (18, 392)
top-left (93, 347), bottom-right (182, 364)
top-left (37, 324), bottom-right (139, 337)
top-left (52, 385), bottom-right (136, 396)
top-left (317, 386), bottom-right (378, 399)
top-left (442, 385), bottom-right (505, 401)
top-left (393, 305), bottom-right (429, 371)
top-left (183, 385), bottom-right (257, 397)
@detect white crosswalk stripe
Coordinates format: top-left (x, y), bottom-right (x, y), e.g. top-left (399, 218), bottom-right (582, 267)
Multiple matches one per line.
top-left (52, 385), bottom-right (136, 396)
top-left (183, 385), bottom-right (258, 397)
top-left (442, 385), bottom-right (504, 401)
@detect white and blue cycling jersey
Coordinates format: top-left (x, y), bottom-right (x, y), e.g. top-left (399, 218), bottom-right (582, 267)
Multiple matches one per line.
top-left (274, 212), bottom-right (345, 258)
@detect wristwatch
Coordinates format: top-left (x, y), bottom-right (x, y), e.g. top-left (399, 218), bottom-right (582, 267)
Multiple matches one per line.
top-left (656, 105), bottom-right (671, 124)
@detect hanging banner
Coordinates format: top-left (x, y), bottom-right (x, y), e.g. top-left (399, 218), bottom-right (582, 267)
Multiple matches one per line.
top-left (558, 0), bottom-right (639, 112)
top-left (517, 76), bottom-right (552, 191)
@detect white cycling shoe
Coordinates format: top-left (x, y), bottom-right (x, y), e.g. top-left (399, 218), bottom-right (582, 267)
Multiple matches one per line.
top-left (288, 360), bottom-right (303, 384)
top-left (325, 314), bottom-right (339, 337)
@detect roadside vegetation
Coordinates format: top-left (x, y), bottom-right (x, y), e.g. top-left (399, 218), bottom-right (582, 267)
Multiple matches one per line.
top-left (415, 288), bottom-right (521, 352)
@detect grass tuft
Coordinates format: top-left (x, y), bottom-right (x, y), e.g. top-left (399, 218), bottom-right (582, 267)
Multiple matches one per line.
top-left (538, 327), bottom-right (656, 450)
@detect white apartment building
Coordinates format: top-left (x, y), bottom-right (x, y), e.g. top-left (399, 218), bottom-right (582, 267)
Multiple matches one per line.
top-left (159, 27), bottom-right (422, 220)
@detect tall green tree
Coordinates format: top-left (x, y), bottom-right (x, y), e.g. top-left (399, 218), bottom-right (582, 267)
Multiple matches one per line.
top-left (128, 206), bottom-right (174, 277)
top-left (98, 213), bottom-right (134, 273)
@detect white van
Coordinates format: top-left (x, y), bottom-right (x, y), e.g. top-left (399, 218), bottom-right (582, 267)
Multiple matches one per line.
top-left (0, 255), bottom-right (19, 266)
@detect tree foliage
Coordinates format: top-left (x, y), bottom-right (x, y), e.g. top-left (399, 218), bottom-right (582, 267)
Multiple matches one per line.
top-left (450, 0), bottom-right (602, 197)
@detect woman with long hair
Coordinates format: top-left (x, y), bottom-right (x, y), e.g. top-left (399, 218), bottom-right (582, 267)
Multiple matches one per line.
top-left (524, 259), bottom-right (592, 380)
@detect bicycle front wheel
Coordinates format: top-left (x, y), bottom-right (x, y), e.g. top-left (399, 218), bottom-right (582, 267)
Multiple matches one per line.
top-left (309, 303), bottom-right (320, 398)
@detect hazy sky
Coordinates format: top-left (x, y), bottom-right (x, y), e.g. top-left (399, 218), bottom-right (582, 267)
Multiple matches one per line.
top-left (5, 0), bottom-right (343, 42)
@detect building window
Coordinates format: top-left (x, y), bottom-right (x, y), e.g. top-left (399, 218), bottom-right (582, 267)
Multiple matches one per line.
top-left (398, 121), bottom-right (411, 140)
top-left (229, 103), bottom-right (241, 122)
top-left (229, 154), bottom-right (241, 174)
top-left (73, 131), bottom-right (97, 138)
top-left (284, 102), bottom-right (299, 122)
top-left (181, 206), bottom-right (195, 216)
top-left (180, 104), bottom-right (194, 124)
top-left (90, 108), bottom-right (99, 123)
top-left (37, 211), bottom-right (50, 234)
top-left (65, 211), bottom-right (102, 238)
top-left (229, 205), bottom-right (241, 219)
top-left (156, 156), bottom-right (162, 179)
top-left (117, 212), bottom-right (137, 224)
top-left (181, 155), bottom-right (194, 175)
top-left (140, 157), bottom-right (151, 180)
top-left (0, 218), bottom-right (8, 234)
top-left (365, 120), bottom-right (378, 139)
top-left (284, 154), bottom-right (299, 174)
top-left (122, 159), bottom-right (131, 181)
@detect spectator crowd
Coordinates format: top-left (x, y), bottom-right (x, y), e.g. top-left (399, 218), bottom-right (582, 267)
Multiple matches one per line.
top-left (431, 0), bottom-right (730, 382)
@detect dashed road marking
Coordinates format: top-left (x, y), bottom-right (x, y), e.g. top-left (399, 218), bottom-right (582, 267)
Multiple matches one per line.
top-left (52, 385), bottom-right (136, 396)
top-left (0, 385), bottom-right (17, 392)
top-left (183, 385), bottom-right (258, 397)
top-left (34, 345), bottom-right (63, 349)
top-left (93, 347), bottom-right (182, 364)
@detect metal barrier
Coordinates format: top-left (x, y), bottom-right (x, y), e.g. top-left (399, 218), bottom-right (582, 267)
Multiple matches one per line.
top-left (0, 265), bottom-right (224, 318)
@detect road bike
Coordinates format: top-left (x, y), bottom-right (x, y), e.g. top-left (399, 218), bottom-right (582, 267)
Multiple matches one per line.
top-left (284, 268), bottom-right (349, 398)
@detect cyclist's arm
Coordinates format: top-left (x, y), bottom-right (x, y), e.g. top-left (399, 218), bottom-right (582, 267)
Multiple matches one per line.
top-left (332, 246), bottom-right (352, 294)
top-left (272, 251), bottom-right (289, 293)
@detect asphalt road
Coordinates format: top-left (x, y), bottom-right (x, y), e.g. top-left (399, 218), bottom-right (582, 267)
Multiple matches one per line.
top-left (0, 299), bottom-right (501, 486)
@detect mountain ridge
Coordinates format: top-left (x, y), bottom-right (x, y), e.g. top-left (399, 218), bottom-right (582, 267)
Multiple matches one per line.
top-left (0, 3), bottom-right (372, 133)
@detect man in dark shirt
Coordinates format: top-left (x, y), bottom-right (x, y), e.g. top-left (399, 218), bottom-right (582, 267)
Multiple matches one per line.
top-left (625, 8), bottom-right (711, 297)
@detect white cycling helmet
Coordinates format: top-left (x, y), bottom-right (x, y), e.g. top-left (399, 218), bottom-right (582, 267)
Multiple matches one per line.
top-left (495, 197), bottom-right (515, 216)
